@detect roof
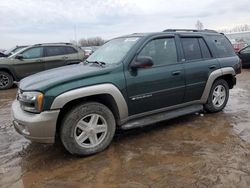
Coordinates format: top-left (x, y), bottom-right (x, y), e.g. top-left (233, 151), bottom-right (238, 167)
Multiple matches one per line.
top-left (121, 29), bottom-right (221, 38)
top-left (32, 42), bottom-right (74, 46)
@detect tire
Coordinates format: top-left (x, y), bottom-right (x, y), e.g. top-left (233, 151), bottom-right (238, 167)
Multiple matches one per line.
top-left (204, 79), bottom-right (229, 113)
top-left (60, 102), bottom-right (116, 156)
top-left (0, 71), bottom-right (13, 90)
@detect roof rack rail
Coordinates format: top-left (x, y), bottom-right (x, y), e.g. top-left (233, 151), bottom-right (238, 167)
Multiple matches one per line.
top-left (33, 42), bottom-right (73, 46)
top-left (163, 29), bottom-right (218, 33)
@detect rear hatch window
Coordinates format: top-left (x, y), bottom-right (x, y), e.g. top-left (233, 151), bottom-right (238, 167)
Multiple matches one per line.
top-left (208, 35), bottom-right (235, 58)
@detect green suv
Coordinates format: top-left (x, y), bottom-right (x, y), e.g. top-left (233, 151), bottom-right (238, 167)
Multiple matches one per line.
top-left (12, 29), bottom-right (241, 156)
top-left (0, 43), bottom-right (84, 89)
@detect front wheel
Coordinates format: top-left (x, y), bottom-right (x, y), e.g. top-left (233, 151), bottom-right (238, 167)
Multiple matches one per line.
top-left (60, 102), bottom-right (116, 156)
top-left (0, 71), bottom-right (13, 90)
top-left (204, 79), bottom-right (229, 113)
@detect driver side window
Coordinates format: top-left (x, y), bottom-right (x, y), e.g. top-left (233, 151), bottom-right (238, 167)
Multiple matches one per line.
top-left (138, 38), bottom-right (177, 66)
top-left (21, 47), bottom-right (43, 59)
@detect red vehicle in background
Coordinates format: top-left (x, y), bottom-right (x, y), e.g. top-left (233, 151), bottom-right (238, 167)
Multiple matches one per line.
top-left (233, 42), bottom-right (247, 52)
top-left (81, 46), bottom-right (100, 59)
top-left (230, 39), bottom-right (248, 52)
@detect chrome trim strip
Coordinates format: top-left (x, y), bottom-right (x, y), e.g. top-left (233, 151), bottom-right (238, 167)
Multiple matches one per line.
top-left (51, 84), bottom-right (128, 120)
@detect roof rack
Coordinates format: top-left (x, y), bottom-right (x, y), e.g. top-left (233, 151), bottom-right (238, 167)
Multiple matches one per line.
top-left (33, 42), bottom-right (73, 46)
top-left (163, 29), bottom-right (218, 33)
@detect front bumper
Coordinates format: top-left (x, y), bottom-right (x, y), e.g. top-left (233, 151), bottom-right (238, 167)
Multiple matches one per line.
top-left (11, 100), bottom-right (60, 143)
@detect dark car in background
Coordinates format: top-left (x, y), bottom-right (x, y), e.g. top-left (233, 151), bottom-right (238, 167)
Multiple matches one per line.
top-left (0, 43), bottom-right (85, 89)
top-left (0, 52), bottom-right (6, 58)
top-left (238, 45), bottom-right (250, 67)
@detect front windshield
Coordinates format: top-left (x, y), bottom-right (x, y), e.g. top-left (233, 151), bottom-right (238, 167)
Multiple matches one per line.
top-left (4, 46), bottom-right (27, 56)
top-left (8, 46), bottom-right (29, 58)
top-left (87, 37), bottom-right (140, 64)
top-left (12, 46), bottom-right (27, 53)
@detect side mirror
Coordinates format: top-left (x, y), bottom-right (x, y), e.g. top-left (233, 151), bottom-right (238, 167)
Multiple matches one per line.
top-left (130, 56), bottom-right (154, 70)
top-left (15, 54), bottom-right (24, 60)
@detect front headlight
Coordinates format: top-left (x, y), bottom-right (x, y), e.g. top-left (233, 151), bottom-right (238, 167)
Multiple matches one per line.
top-left (17, 91), bottom-right (44, 113)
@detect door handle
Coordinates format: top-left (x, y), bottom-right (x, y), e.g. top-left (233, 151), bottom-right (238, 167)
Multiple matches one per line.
top-left (172, 71), bottom-right (181, 76)
top-left (209, 65), bottom-right (216, 69)
top-left (36, 59), bottom-right (43, 62)
top-left (62, 56), bottom-right (69, 60)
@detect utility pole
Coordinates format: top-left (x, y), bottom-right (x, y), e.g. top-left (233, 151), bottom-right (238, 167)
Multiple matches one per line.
top-left (74, 24), bottom-right (77, 45)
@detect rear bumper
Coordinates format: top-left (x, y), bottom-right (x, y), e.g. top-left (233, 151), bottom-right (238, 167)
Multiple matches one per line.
top-left (12, 100), bottom-right (60, 143)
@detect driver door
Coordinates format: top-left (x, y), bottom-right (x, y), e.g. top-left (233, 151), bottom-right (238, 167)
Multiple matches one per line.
top-left (13, 47), bottom-right (45, 79)
top-left (125, 37), bottom-right (185, 115)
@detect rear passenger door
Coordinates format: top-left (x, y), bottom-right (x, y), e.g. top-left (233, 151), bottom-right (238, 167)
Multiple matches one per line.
top-left (44, 46), bottom-right (81, 70)
top-left (44, 46), bottom-right (67, 70)
top-left (125, 36), bottom-right (185, 115)
top-left (180, 36), bottom-right (220, 102)
top-left (63, 46), bottom-right (83, 64)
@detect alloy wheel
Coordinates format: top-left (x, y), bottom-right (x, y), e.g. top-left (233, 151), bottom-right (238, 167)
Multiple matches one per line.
top-left (74, 114), bottom-right (108, 148)
top-left (0, 74), bottom-right (9, 88)
top-left (212, 85), bottom-right (226, 108)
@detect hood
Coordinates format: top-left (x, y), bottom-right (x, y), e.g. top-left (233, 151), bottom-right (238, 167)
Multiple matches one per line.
top-left (0, 57), bottom-right (12, 64)
top-left (19, 63), bottom-right (114, 91)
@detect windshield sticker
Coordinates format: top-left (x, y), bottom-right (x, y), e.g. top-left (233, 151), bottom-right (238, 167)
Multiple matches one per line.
top-left (124, 38), bottom-right (139, 42)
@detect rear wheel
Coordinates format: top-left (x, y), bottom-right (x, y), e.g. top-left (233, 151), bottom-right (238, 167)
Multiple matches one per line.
top-left (60, 102), bottom-right (116, 156)
top-left (0, 71), bottom-right (13, 90)
top-left (204, 79), bottom-right (229, 113)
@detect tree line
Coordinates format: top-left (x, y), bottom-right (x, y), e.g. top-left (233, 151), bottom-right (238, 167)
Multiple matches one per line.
top-left (218, 24), bottom-right (250, 33)
top-left (71, 37), bottom-right (105, 47)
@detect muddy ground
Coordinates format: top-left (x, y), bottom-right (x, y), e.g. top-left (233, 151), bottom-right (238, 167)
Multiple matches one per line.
top-left (0, 69), bottom-right (250, 188)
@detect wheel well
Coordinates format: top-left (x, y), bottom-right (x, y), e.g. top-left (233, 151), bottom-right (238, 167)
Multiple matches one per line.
top-left (56, 94), bottom-right (120, 133)
top-left (0, 68), bottom-right (16, 81)
top-left (216, 74), bottom-right (235, 89)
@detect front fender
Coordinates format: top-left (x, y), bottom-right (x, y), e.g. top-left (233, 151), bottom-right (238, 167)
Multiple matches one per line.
top-left (50, 83), bottom-right (128, 120)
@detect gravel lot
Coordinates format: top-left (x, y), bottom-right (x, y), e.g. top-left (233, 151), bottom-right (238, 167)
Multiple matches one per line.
top-left (0, 69), bottom-right (250, 188)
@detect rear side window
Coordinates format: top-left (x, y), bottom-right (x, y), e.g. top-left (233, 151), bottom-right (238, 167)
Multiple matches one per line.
top-left (65, 46), bottom-right (77, 54)
top-left (209, 35), bottom-right (235, 57)
top-left (181, 38), bottom-right (202, 61)
top-left (45, 46), bottom-right (66, 57)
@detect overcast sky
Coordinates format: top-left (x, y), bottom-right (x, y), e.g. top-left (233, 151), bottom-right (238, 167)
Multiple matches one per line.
top-left (0, 0), bottom-right (250, 49)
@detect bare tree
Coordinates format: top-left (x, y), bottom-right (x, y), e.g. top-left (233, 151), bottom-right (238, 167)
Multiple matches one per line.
top-left (78, 37), bottom-right (105, 47)
top-left (195, 20), bottom-right (204, 30)
top-left (69, 40), bottom-right (77, 45)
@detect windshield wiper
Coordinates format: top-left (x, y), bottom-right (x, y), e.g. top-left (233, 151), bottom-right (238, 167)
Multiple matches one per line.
top-left (85, 60), bottom-right (106, 67)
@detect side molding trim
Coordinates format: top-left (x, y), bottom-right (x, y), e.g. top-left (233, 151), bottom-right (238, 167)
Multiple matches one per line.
top-left (200, 67), bottom-right (236, 102)
top-left (51, 84), bottom-right (128, 120)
